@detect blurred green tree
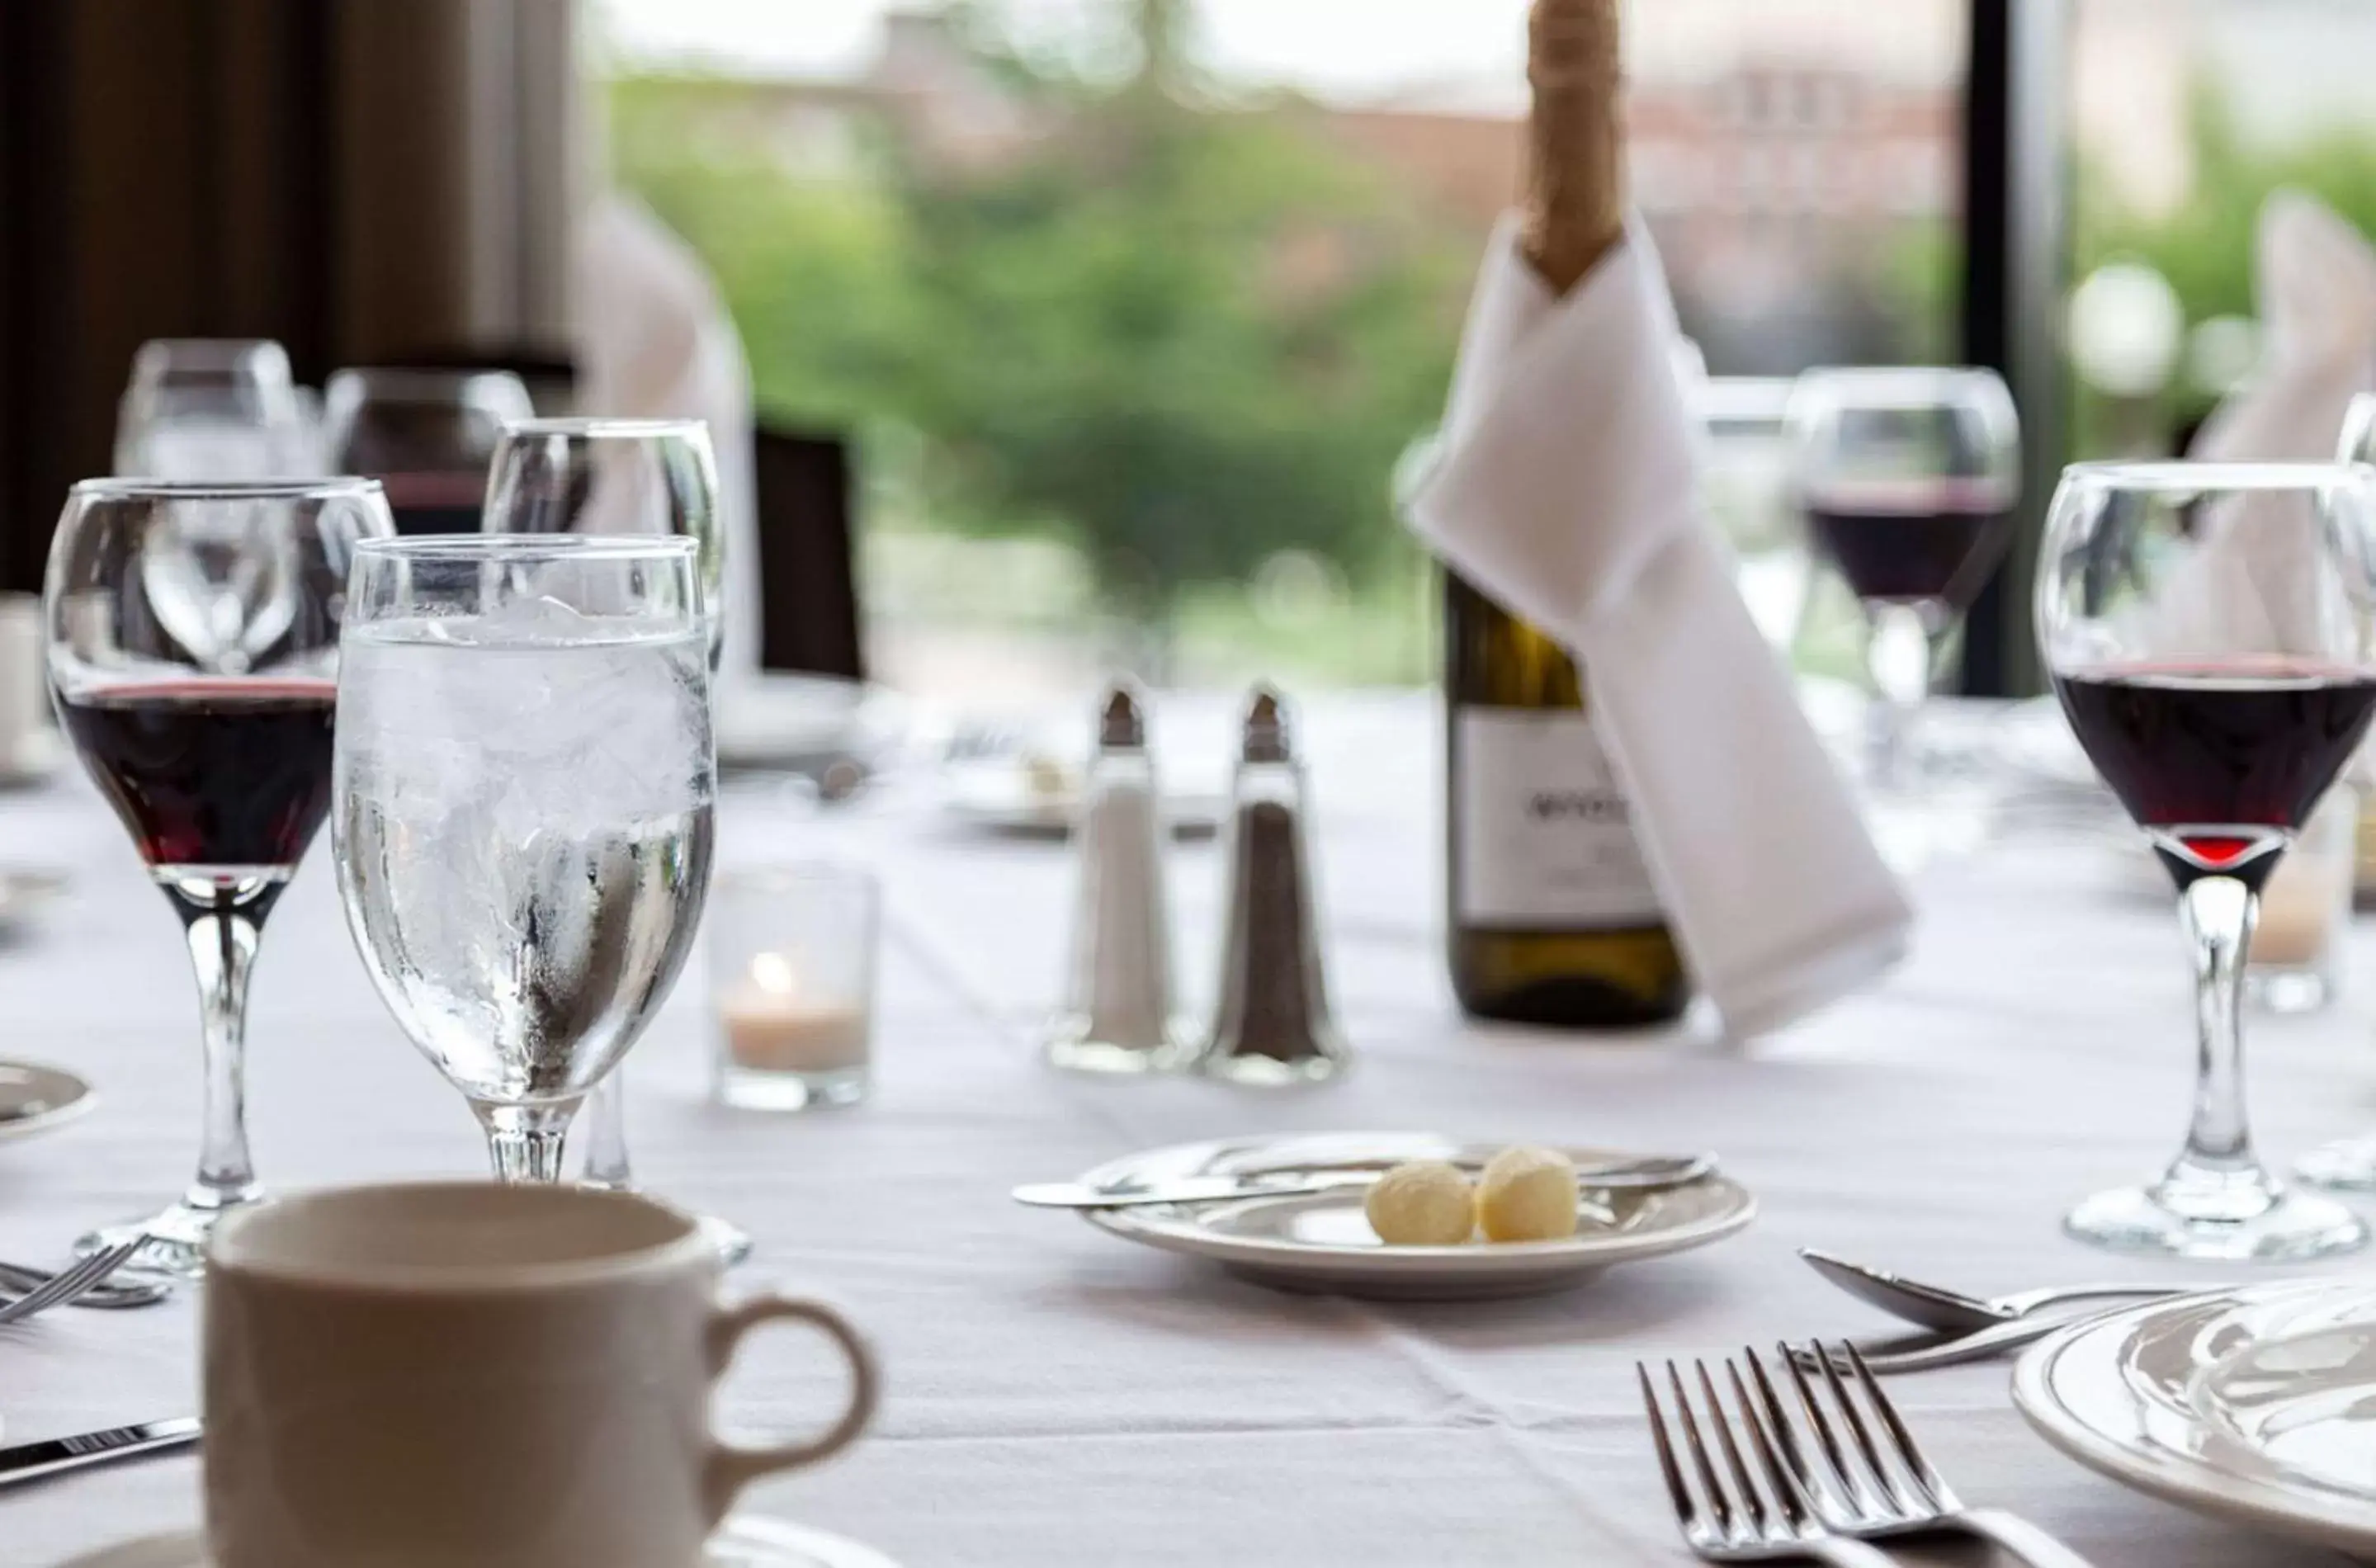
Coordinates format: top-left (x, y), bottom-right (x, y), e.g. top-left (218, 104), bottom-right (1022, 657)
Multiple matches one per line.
top-left (2076, 87), bottom-right (2376, 451)
top-left (609, 2), bottom-right (1471, 630)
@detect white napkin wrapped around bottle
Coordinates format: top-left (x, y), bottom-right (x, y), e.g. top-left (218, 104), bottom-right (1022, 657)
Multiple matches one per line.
top-left (1407, 215), bottom-right (1911, 1039)
top-left (576, 194), bottom-right (763, 682)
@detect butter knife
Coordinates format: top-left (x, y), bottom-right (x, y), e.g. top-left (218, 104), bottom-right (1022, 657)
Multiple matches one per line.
top-left (1013, 1152), bottom-right (1715, 1209)
top-left (0, 1416), bottom-right (200, 1489)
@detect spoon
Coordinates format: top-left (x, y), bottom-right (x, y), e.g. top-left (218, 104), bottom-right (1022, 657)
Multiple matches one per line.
top-left (1799, 1247), bottom-right (2207, 1334)
top-left (1014, 1152), bottom-right (1715, 1210)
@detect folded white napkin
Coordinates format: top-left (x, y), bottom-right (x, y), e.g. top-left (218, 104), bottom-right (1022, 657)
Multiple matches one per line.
top-left (576, 195), bottom-right (763, 680)
top-left (2153, 193), bottom-right (2376, 659)
top-left (1408, 215), bottom-right (1911, 1039)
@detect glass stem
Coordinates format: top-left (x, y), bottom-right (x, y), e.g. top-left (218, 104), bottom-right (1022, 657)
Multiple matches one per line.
top-left (479, 1103), bottom-right (574, 1184)
top-left (2169, 875), bottom-right (2265, 1191)
top-left (1863, 602), bottom-right (1935, 791)
top-left (580, 1070), bottom-right (632, 1189)
top-left (169, 881), bottom-right (276, 1214)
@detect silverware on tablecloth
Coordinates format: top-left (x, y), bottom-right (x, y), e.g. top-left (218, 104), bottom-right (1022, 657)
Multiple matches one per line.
top-left (1798, 1248), bottom-right (2204, 1334)
top-left (1013, 1151), bottom-right (1715, 1210)
top-left (0, 1259), bottom-right (169, 1310)
top-left (1826, 1313), bottom-right (2085, 1375)
top-left (0, 1239), bottom-right (144, 1325)
top-left (1763, 1340), bottom-right (2096, 1566)
top-left (1637, 1356), bottom-right (1895, 1565)
top-left (0, 1415), bottom-right (200, 1490)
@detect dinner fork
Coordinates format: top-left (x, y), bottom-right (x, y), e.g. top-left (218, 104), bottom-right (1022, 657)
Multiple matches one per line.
top-left (1637, 1359), bottom-right (1897, 1565)
top-left (0, 1239), bottom-right (144, 1326)
top-left (1755, 1340), bottom-right (2096, 1567)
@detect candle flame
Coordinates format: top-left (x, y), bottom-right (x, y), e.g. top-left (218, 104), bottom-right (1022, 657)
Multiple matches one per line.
top-left (749, 951), bottom-right (800, 997)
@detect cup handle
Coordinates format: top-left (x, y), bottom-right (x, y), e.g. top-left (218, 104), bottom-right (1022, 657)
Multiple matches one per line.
top-left (701, 1294), bottom-right (880, 1524)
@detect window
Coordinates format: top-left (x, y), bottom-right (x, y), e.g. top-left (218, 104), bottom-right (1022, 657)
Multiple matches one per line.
top-left (598, 1), bottom-right (1968, 701)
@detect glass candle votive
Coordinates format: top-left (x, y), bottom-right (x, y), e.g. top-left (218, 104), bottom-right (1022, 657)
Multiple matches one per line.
top-left (709, 862), bottom-right (878, 1111)
top-left (2250, 786), bottom-right (2355, 1015)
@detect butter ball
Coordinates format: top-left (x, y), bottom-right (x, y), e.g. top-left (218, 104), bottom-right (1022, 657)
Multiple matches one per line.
top-left (1364, 1160), bottom-right (1476, 1246)
top-left (1476, 1145), bottom-right (1580, 1242)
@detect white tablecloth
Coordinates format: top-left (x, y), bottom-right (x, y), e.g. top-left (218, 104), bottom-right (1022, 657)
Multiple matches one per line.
top-left (1, 693), bottom-right (2368, 1566)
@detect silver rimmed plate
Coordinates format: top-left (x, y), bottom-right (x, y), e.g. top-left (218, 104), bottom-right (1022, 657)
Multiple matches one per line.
top-left (0, 1060), bottom-right (93, 1144)
top-left (54, 1518), bottom-right (900, 1568)
top-left (2014, 1278), bottom-right (2376, 1557)
top-left (1074, 1131), bottom-right (1754, 1301)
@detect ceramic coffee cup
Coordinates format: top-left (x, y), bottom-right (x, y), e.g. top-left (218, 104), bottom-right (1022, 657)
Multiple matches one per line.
top-left (203, 1182), bottom-right (877, 1568)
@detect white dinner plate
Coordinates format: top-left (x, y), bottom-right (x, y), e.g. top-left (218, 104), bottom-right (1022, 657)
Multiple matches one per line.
top-left (2014, 1278), bottom-right (2376, 1558)
top-left (0, 1060), bottom-right (93, 1143)
top-left (54, 1518), bottom-right (900, 1568)
top-left (1074, 1131), bottom-right (1754, 1301)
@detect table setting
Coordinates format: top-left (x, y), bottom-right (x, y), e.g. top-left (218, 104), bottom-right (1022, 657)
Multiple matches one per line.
top-left (23, 2), bottom-right (2376, 1566)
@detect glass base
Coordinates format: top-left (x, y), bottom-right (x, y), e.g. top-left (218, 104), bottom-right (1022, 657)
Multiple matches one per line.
top-left (579, 1176), bottom-right (753, 1268)
top-left (697, 1212), bottom-right (754, 1268)
top-left (76, 1189), bottom-right (260, 1278)
top-left (2294, 1136), bottom-right (2376, 1192)
top-left (2247, 966), bottom-right (2334, 1015)
top-left (1042, 1030), bottom-right (1192, 1077)
top-left (717, 1063), bottom-right (869, 1110)
top-left (1197, 1050), bottom-right (1349, 1089)
top-left (2065, 1175), bottom-right (2367, 1261)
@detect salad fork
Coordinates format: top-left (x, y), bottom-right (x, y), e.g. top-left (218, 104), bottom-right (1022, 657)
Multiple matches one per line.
top-left (1637, 1358), bottom-right (1895, 1565)
top-left (1753, 1340), bottom-right (2095, 1566)
top-left (0, 1239), bottom-right (144, 1325)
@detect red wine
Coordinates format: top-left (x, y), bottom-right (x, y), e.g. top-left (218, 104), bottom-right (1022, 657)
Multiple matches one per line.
top-left (57, 679), bottom-right (338, 871)
top-left (1806, 503), bottom-right (2010, 608)
top-left (2054, 661), bottom-right (2376, 881)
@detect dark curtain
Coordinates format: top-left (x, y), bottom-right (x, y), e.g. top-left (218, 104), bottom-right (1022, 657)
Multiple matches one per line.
top-left (0, 0), bottom-right (572, 593)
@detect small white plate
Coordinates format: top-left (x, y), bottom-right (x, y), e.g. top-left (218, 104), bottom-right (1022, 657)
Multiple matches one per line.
top-left (54, 1518), bottom-right (900, 1568)
top-left (1075, 1131), bottom-right (1754, 1301)
top-left (0, 1060), bottom-right (93, 1143)
top-left (2015, 1278), bottom-right (2376, 1558)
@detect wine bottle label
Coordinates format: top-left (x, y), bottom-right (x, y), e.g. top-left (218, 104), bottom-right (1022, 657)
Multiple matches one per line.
top-left (1455, 709), bottom-right (1663, 928)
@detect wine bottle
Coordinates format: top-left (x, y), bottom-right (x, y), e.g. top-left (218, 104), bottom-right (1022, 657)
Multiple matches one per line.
top-left (1443, 0), bottom-right (1689, 1027)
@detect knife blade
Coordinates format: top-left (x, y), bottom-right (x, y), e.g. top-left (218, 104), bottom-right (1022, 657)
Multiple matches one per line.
top-left (0, 1416), bottom-right (200, 1489)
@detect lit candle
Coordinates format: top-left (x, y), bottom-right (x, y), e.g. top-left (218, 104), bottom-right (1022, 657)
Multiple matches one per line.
top-left (720, 952), bottom-right (870, 1074)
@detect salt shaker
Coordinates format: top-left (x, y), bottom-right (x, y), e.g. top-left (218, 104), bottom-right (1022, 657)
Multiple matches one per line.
top-left (1196, 684), bottom-right (1349, 1086)
top-left (1045, 682), bottom-right (1192, 1074)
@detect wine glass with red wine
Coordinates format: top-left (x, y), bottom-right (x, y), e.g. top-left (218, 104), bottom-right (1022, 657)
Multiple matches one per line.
top-left (323, 367), bottom-right (532, 536)
top-left (1788, 368), bottom-right (2019, 792)
top-left (45, 478), bottom-right (394, 1275)
top-left (2038, 461), bottom-right (2376, 1260)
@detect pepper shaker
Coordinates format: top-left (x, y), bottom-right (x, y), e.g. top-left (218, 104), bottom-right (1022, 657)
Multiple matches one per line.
top-left (1196, 684), bottom-right (1349, 1086)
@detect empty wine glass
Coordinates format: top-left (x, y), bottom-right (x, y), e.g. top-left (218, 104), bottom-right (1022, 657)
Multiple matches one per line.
top-left (323, 368), bottom-right (534, 535)
top-left (1788, 368), bottom-right (2019, 792)
top-left (484, 417), bottom-right (747, 1258)
top-left (47, 478), bottom-right (393, 1274)
top-left (116, 339), bottom-right (320, 481)
top-left (333, 536), bottom-right (716, 1183)
top-left (2039, 461), bottom-right (2376, 1259)
top-left (486, 418), bottom-right (723, 664)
